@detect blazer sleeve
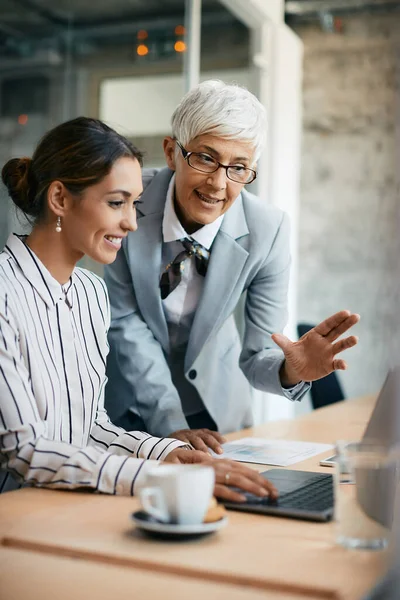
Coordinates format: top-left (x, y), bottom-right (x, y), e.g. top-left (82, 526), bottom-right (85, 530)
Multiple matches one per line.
top-left (239, 212), bottom-right (310, 401)
top-left (104, 245), bottom-right (189, 437)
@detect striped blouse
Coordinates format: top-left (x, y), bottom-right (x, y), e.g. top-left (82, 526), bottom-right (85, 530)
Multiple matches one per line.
top-left (0, 234), bottom-right (187, 495)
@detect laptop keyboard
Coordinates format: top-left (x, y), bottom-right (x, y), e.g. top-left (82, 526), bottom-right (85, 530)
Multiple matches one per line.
top-left (242, 475), bottom-right (333, 512)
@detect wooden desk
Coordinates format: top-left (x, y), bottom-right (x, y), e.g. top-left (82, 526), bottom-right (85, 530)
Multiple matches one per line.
top-left (0, 395), bottom-right (387, 600)
top-left (229, 393), bottom-right (376, 453)
top-left (0, 547), bottom-right (303, 600)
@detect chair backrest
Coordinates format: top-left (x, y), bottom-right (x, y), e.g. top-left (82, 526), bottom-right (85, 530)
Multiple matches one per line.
top-left (297, 323), bottom-right (345, 409)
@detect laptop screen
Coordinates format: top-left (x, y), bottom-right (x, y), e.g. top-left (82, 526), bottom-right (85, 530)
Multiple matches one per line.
top-left (357, 366), bottom-right (400, 529)
top-left (363, 366), bottom-right (400, 446)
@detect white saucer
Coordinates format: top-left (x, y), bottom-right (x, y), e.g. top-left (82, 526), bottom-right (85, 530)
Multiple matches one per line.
top-left (131, 510), bottom-right (228, 539)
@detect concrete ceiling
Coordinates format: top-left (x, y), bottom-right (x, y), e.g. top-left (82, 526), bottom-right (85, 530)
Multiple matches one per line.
top-left (0, 0), bottom-right (222, 33)
top-left (0, 0), bottom-right (398, 61)
top-left (0, 0), bottom-right (241, 62)
top-left (1, 0), bottom-right (399, 36)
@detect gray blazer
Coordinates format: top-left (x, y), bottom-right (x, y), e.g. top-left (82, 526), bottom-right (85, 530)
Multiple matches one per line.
top-left (105, 168), bottom-right (304, 436)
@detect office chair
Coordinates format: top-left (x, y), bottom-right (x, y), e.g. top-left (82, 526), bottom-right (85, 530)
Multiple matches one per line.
top-left (297, 323), bottom-right (345, 409)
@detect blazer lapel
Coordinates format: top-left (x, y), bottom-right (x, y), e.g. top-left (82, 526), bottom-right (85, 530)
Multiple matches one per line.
top-left (185, 194), bottom-right (249, 370)
top-left (125, 168), bottom-right (173, 353)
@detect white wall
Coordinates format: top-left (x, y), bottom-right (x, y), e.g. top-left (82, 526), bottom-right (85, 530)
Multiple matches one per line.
top-left (250, 24), bottom-right (306, 423)
top-left (99, 69), bottom-right (252, 137)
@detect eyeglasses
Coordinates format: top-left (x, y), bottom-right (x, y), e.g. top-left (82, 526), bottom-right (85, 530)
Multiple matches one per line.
top-left (176, 141), bottom-right (257, 185)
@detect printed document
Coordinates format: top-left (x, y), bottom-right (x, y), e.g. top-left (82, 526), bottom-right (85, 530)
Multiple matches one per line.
top-left (213, 438), bottom-right (333, 466)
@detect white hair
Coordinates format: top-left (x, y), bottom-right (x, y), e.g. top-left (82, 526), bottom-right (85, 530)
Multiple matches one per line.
top-left (171, 80), bottom-right (266, 164)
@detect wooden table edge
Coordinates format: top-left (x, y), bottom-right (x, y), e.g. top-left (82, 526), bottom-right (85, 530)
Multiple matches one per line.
top-left (2, 536), bottom-right (339, 600)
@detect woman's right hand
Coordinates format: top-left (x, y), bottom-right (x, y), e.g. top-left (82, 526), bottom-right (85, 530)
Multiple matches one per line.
top-left (164, 448), bottom-right (278, 502)
top-left (209, 458), bottom-right (278, 502)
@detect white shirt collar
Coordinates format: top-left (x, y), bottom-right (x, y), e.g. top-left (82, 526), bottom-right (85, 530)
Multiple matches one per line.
top-left (162, 173), bottom-right (224, 250)
top-left (4, 233), bottom-right (75, 308)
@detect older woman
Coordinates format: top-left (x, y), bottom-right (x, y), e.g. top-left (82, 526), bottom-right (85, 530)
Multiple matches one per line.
top-left (0, 116), bottom-right (278, 503)
top-left (104, 80), bottom-right (360, 452)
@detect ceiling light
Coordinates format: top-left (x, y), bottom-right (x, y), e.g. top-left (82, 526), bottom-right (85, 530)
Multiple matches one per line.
top-left (136, 44), bottom-right (149, 56)
top-left (174, 41), bottom-right (186, 53)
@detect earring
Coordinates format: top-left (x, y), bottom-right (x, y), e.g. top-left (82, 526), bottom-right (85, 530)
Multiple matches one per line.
top-left (55, 216), bottom-right (62, 233)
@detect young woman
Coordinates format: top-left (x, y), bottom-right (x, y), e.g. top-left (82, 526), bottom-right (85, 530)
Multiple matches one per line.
top-left (0, 117), bottom-right (277, 503)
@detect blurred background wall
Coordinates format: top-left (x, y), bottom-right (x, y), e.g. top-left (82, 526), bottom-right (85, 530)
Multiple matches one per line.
top-left (0, 0), bottom-right (399, 418)
top-left (294, 12), bottom-right (400, 400)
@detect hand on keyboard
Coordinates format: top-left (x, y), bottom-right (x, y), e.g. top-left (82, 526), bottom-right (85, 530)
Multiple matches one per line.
top-left (231, 489), bottom-right (278, 505)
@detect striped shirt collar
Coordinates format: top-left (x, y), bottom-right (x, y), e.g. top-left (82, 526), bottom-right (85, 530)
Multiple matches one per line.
top-left (4, 233), bottom-right (75, 308)
top-left (162, 173), bottom-right (224, 250)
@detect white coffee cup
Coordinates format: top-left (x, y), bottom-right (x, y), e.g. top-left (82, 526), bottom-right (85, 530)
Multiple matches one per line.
top-left (139, 464), bottom-right (215, 525)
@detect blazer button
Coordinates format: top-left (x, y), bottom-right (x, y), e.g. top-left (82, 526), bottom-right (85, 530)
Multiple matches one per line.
top-left (188, 369), bottom-right (197, 380)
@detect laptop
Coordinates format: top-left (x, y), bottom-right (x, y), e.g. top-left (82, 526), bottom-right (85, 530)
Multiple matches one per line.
top-left (222, 367), bottom-right (400, 523)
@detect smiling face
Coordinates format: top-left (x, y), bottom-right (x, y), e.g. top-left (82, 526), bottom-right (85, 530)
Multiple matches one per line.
top-left (163, 135), bottom-right (256, 234)
top-left (61, 156), bottom-right (142, 264)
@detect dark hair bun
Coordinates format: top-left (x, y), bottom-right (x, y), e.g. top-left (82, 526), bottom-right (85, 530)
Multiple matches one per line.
top-left (1, 157), bottom-right (38, 216)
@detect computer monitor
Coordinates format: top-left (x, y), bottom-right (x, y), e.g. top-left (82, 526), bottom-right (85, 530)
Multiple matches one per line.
top-left (357, 366), bottom-right (400, 529)
top-left (362, 370), bottom-right (400, 598)
top-left (363, 366), bottom-right (400, 446)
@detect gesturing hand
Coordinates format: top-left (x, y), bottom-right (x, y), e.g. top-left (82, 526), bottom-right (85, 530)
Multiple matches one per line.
top-left (272, 310), bottom-right (360, 386)
top-left (169, 428), bottom-right (226, 454)
top-left (164, 449), bottom-right (278, 502)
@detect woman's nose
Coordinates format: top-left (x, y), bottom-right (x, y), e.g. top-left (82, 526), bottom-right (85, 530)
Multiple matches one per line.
top-left (122, 209), bottom-right (138, 232)
top-left (206, 166), bottom-right (227, 190)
